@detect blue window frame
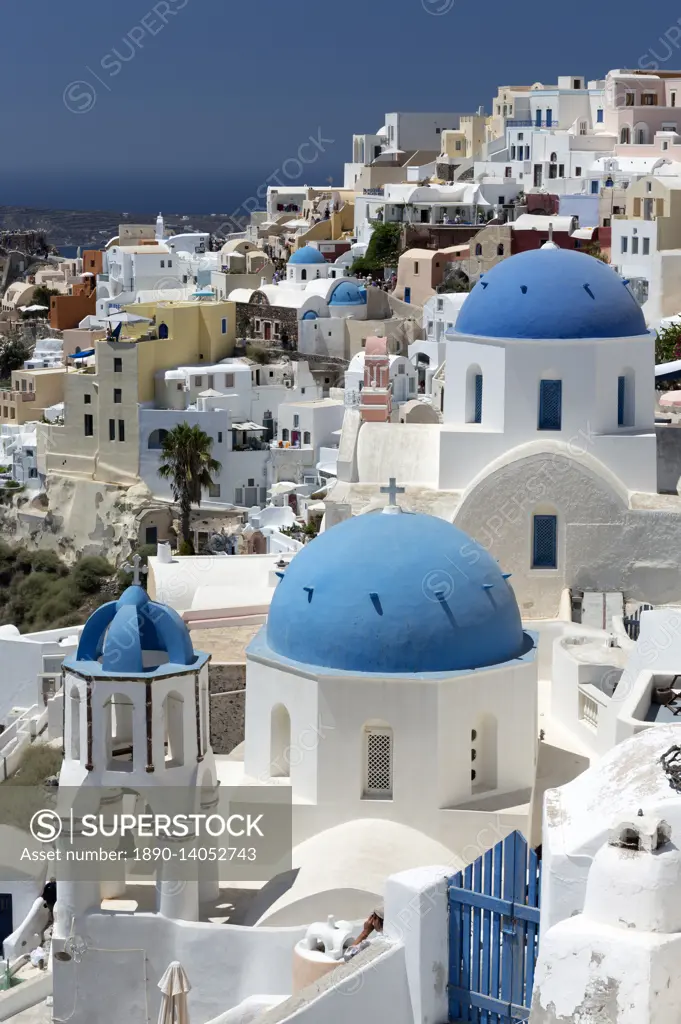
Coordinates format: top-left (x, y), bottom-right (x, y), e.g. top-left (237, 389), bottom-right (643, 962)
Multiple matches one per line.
top-left (597, 108), bottom-right (604, 123)
top-left (591, 180), bottom-right (599, 194)
top-left (533, 515), bottom-right (557, 569)
top-left (546, 108), bottom-right (553, 127)
top-left (474, 374), bottom-right (483, 423)
top-left (535, 109), bottom-right (542, 127)
top-left (221, 318), bottom-right (227, 334)
top-left (538, 380), bottom-right (562, 430)
top-left (618, 376), bottom-right (626, 426)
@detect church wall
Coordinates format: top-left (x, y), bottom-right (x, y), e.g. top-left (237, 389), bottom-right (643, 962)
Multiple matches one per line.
top-left (356, 422), bottom-right (441, 486)
top-left (444, 339), bottom-right (506, 430)
top-left (453, 452), bottom-right (681, 617)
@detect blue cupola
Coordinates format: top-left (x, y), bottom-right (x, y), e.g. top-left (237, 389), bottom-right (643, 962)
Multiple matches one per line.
top-left (455, 248), bottom-right (649, 341)
top-left (67, 585), bottom-right (202, 676)
top-left (329, 281), bottom-right (367, 306)
top-left (289, 246), bottom-right (327, 265)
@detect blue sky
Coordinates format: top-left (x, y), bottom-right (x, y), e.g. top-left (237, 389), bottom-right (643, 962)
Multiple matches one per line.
top-left (3, 0), bottom-right (681, 211)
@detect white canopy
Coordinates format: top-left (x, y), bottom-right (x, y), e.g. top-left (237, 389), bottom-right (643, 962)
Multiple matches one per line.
top-left (107, 312), bottom-right (153, 324)
top-left (157, 961), bottom-right (191, 1024)
top-left (269, 481), bottom-right (297, 495)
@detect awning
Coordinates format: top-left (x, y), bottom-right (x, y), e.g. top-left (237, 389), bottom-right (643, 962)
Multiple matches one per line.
top-left (232, 421), bottom-right (266, 431)
top-left (69, 349), bottom-right (95, 358)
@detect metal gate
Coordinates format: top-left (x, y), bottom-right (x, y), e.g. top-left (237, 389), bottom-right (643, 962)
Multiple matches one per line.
top-left (448, 831), bottom-right (541, 1022)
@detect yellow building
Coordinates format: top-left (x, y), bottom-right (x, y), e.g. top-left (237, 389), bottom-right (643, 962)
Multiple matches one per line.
top-left (0, 367), bottom-right (66, 425)
top-left (41, 299), bottom-right (237, 486)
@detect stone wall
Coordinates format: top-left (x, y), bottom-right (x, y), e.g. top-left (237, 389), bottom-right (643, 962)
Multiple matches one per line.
top-left (209, 662), bottom-right (246, 755)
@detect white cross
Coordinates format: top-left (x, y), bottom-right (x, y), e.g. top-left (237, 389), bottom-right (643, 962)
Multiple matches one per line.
top-left (122, 553), bottom-right (148, 587)
top-left (380, 477), bottom-right (405, 506)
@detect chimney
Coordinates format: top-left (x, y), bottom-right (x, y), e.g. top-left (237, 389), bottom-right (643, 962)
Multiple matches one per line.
top-left (157, 541), bottom-right (172, 564)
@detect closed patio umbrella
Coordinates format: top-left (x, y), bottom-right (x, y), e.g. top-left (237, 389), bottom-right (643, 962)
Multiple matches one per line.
top-left (157, 961), bottom-right (191, 1024)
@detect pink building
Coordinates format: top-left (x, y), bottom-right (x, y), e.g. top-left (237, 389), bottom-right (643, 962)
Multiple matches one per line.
top-left (604, 70), bottom-right (681, 153)
top-left (360, 337), bottom-right (392, 423)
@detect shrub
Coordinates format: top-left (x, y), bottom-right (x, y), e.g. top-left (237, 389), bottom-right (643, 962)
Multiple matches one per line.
top-left (31, 550), bottom-right (67, 576)
top-left (72, 556), bottom-right (114, 594)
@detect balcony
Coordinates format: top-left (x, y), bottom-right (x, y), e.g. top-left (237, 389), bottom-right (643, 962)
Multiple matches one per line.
top-left (506, 119), bottom-right (555, 129)
top-left (0, 390), bottom-right (34, 403)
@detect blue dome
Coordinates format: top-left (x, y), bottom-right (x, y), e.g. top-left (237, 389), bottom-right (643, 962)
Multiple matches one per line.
top-left (289, 246), bottom-right (327, 265)
top-left (70, 585), bottom-right (197, 674)
top-left (265, 513), bottom-right (527, 674)
top-left (329, 281), bottom-right (367, 306)
top-left (302, 310), bottom-right (318, 320)
top-left (455, 248), bottom-right (648, 340)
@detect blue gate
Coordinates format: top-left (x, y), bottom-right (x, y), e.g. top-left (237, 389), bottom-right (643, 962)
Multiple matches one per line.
top-left (448, 831), bottom-right (541, 1022)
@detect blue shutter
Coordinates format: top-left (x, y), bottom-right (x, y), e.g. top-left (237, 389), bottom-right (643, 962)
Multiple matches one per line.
top-left (538, 380), bottom-right (562, 430)
top-left (533, 515), bottom-right (557, 569)
top-left (474, 374), bottom-right (483, 423)
top-left (618, 376), bottom-right (626, 426)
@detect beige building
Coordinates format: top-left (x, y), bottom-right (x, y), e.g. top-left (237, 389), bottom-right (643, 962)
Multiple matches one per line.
top-left (41, 299), bottom-right (237, 486)
top-left (0, 367), bottom-right (65, 425)
top-left (465, 223), bottom-right (513, 282)
top-left (395, 246), bottom-right (470, 307)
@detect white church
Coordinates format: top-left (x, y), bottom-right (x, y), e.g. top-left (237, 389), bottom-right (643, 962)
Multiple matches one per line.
top-left (332, 244), bottom-right (681, 616)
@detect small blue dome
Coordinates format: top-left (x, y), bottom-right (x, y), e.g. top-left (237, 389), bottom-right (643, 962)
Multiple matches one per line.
top-left (302, 310), bottom-right (318, 320)
top-left (455, 248), bottom-right (648, 340)
top-left (329, 281), bottom-right (367, 306)
top-left (289, 246), bottom-right (327, 265)
top-left (71, 585), bottom-right (196, 674)
top-left (265, 513), bottom-right (527, 674)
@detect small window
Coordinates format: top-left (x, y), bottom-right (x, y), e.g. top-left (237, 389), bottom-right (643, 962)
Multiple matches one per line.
top-left (109, 419), bottom-right (116, 441)
top-left (282, 428), bottom-right (289, 441)
top-left (621, 237), bottom-right (628, 253)
top-left (21, 379), bottom-right (26, 392)
top-left (414, 262), bottom-right (419, 275)
top-left (168, 259), bottom-right (172, 268)
top-left (224, 373), bottom-right (234, 388)
top-left (475, 243), bottom-right (482, 256)
top-left (84, 394), bottom-right (91, 404)
top-left (208, 483), bottom-right (221, 498)
top-left (591, 180), bottom-right (599, 194)
top-left (84, 414), bottom-right (94, 437)
top-left (632, 237), bottom-right (639, 254)
top-left (597, 108), bottom-right (604, 123)
top-left (436, 298), bottom-right (443, 311)
top-left (248, 478), bottom-right (255, 487)
top-left (293, 415), bottom-right (299, 428)
top-left (363, 726), bottom-right (393, 799)
top-left (538, 380), bottom-right (562, 430)
top-left (303, 431), bottom-right (311, 444)
top-left (160, 260), bottom-right (165, 268)
top-left (575, 165), bottom-right (581, 176)
top-left (113, 388), bottom-right (122, 404)
top-left (221, 318), bottom-right (227, 334)
top-left (474, 374), bottom-right (483, 423)
top-left (626, 92), bottom-right (635, 106)
top-left (643, 238), bottom-right (650, 255)
top-left (532, 514), bottom-right (558, 569)
top-left (217, 431), bottom-right (223, 443)
top-left (114, 358), bottom-right (122, 373)
top-left (118, 420), bottom-right (125, 442)
top-left (618, 375), bottom-right (626, 426)
top-left (497, 243), bottom-right (505, 256)
top-left (194, 376), bottom-right (202, 387)
top-left (673, 92), bottom-right (677, 108)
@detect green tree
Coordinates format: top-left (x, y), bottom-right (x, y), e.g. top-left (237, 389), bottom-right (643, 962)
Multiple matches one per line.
top-left (31, 285), bottom-right (59, 308)
top-left (158, 423), bottom-right (221, 552)
top-left (656, 323), bottom-right (681, 387)
top-left (0, 336), bottom-right (31, 381)
top-left (351, 222), bottom-right (403, 275)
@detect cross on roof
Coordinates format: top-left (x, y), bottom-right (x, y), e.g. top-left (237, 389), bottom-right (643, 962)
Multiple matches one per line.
top-left (380, 477), bottom-right (405, 506)
top-left (122, 553), bottom-right (148, 587)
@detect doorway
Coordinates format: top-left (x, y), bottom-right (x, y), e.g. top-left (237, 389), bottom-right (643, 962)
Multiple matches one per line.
top-left (264, 322), bottom-right (272, 340)
top-left (533, 165), bottom-right (543, 187)
top-left (0, 894), bottom-right (12, 951)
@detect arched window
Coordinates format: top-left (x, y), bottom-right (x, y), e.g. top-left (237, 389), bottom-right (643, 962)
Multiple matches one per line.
top-left (69, 686), bottom-right (81, 760)
top-left (550, 152), bottom-right (557, 162)
top-left (158, 322), bottom-right (169, 339)
top-left (270, 704), bottom-right (291, 777)
top-left (497, 243), bottom-right (505, 256)
top-left (620, 126), bottom-right (631, 144)
top-left (104, 692), bottom-right (135, 772)
top-left (164, 691), bottom-right (185, 768)
top-left (282, 428), bottom-right (289, 441)
top-left (471, 715), bottom-right (498, 792)
top-left (303, 431), bottom-right (311, 444)
top-left (465, 364), bottom-right (483, 424)
top-left (301, 269), bottom-right (307, 281)
top-left (634, 123), bottom-right (648, 145)
top-left (475, 243), bottom-right (482, 256)
top-left (363, 723), bottom-right (393, 799)
top-left (148, 428), bottom-right (169, 450)
top-left (618, 368), bottom-right (636, 427)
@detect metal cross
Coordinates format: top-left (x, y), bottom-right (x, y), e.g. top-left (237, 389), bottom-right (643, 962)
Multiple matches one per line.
top-left (122, 553), bottom-right (148, 587)
top-left (380, 477), bottom-right (405, 506)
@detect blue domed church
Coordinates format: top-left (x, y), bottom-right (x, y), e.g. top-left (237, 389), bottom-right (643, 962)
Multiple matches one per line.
top-left (332, 244), bottom-right (681, 616)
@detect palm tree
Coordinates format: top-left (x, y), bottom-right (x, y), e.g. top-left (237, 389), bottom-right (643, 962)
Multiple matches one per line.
top-left (158, 423), bottom-right (221, 553)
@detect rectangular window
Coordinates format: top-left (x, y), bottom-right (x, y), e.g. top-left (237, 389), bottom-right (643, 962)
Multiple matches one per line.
top-left (114, 358), bottom-right (122, 373)
top-left (118, 420), bottom-right (125, 442)
top-left (559, 164), bottom-right (564, 177)
top-left (546, 108), bottom-right (553, 126)
top-left (597, 108), bottom-right (604, 123)
top-left (525, 145), bottom-right (530, 160)
top-left (168, 259), bottom-right (172, 268)
top-left (84, 414), bottom-right (93, 437)
top-left (575, 166), bottom-right (581, 176)
top-left (618, 375), bottom-right (626, 426)
top-left (224, 373), bottom-right (234, 388)
top-left (591, 180), bottom-right (599, 194)
top-left (673, 93), bottom-right (678, 107)
top-left (84, 394), bottom-right (91, 404)
top-left (643, 238), bottom-right (650, 255)
top-left (621, 236), bottom-right (628, 253)
top-left (364, 727), bottom-right (393, 798)
top-left (234, 488), bottom-right (243, 505)
top-left (113, 388), bottom-right (122, 403)
top-left (632, 236), bottom-right (639, 254)
top-left (217, 431), bottom-right (223, 443)
top-left (538, 379), bottom-right (562, 430)
top-left (626, 92), bottom-right (635, 106)
top-left (532, 514), bottom-right (558, 569)
top-left (194, 376), bottom-right (202, 387)
top-left (474, 374), bottom-right (483, 423)
top-left (208, 483), bottom-right (221, 498)
top-left (160, 260), bottom-right (165, 268)
top-left (109, 419), bottom-right (116, 441)
top-left (221, 318), bottom-right (227, 334)
top-left (505, 167), bottom-right (512, 178)
top-left (414, 262), bottom-right (419, 275)
top-left (510, 146), bottom-right (516, 160)
top-left (518, 132), bottom-right (524, 141)
top-left (21, 380), bottom-right (26, 392)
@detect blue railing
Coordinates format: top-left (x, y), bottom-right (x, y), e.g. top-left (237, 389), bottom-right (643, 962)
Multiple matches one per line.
top-left (506, 119), bottom-right (554, 128)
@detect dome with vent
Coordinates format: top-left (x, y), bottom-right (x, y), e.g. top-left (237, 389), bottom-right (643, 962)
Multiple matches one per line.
top-left (67, 585), bottom-right (202, 676)
top-left (289, 246), bottom-right (327, 265)
top-left (455, 247), bottom-right (649, 341)
top-left (329, 281), bottom-right (367, 306)
top-left (262, 511), bottom-right (530, 674)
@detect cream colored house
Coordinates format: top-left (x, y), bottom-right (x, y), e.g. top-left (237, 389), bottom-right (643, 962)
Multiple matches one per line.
top-left (41, 299), bottom-right (237, 486)
top-left (0, 368), bottom-right (66, 426)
